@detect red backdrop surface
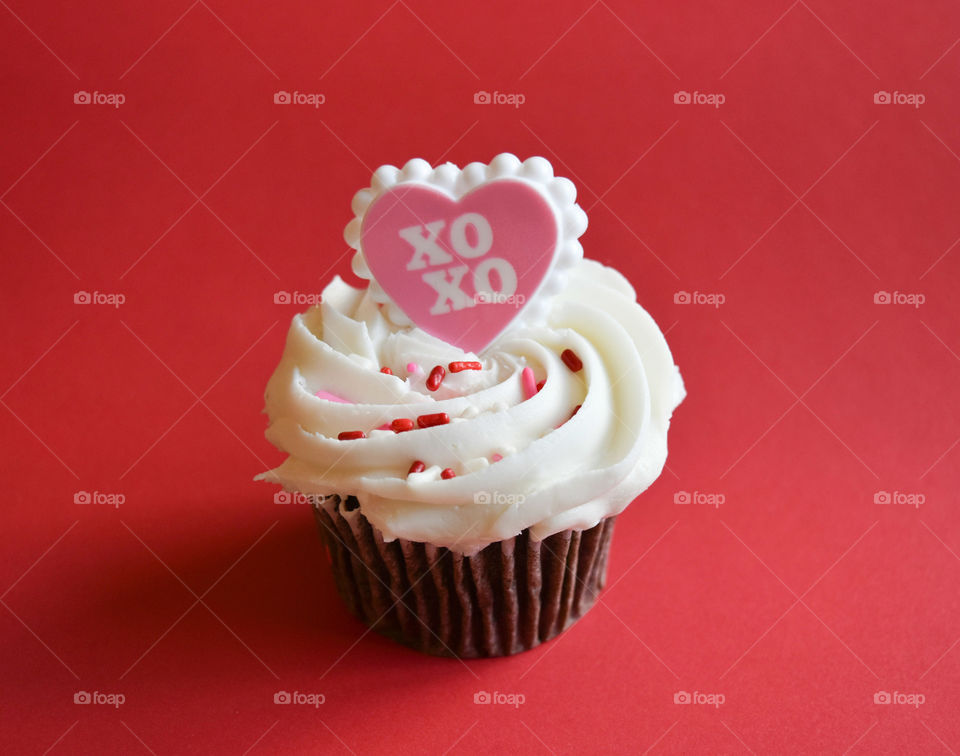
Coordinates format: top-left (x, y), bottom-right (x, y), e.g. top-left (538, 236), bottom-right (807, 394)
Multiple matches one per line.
top-left (2, 1), bottom-right (959, 753)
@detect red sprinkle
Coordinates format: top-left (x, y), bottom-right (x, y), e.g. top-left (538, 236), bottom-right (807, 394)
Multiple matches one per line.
top-left (536, 379), bottom-right (546, 392)
top-left (380, 366), bottom-right (393, 375)
top-left (390, 418), bottom-right (414, 433)
top-left (572, 404), bottom-right (582, 415)
top-left (426, 365), bottom-right (446, 391)
top-left (408, 460), bottom-right (426, 475)
top-left (440, 468), bottom-right (456, 479)
top-left (337, 430), bottom-right (366, 440)
top-left (417, 412), bottom-right (450, 428)
top-left (561, 349), bottom-right (583, 372)
top-left (448, 361), bottom-right (482, 373)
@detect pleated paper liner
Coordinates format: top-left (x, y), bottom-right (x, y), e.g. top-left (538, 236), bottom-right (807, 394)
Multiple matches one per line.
top-left (312, 494), bottom-right (615, 658)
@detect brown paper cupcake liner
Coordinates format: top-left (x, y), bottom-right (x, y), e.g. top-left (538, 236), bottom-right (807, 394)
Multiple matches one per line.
top-left (311, 494), bottom-right (615, 657)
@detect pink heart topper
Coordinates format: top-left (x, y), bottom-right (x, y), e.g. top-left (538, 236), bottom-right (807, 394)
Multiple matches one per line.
top-left (360, 179), bottom-right (559, 353)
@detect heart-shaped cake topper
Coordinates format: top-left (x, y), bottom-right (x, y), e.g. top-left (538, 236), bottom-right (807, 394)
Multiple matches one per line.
top-left (345, 154), bottom-right (587, 354)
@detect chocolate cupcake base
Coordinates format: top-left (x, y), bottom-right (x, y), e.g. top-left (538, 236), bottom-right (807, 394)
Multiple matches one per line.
top-left (311, 495), bottom-right (615, 657)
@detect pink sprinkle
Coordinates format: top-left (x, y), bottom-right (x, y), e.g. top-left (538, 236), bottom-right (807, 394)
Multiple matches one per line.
top-left (375, 423), bottom-right (391, 431)
top-left (521, 367), bottom-right (537, 400)
top-left (315, 390), bottom-right (349, 403)
top-left (491, 453), bottom-right (503, 462)
top-left (406, 362), bottom-right (421, 374)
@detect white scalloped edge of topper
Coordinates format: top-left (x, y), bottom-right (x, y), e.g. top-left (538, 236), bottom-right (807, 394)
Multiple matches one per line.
top-left (344, 153), bottom-right (587, 343)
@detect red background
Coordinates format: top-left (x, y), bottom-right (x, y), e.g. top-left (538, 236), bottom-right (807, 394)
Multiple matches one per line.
top-left (2, 1), bottom-right (959, 753)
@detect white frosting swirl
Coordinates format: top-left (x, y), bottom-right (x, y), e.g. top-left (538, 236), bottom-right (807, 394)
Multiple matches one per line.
top-left (257, 258), bottom-right (684, 554)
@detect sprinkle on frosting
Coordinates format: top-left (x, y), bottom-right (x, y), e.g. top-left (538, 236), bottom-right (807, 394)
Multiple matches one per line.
top-left (561, 348), bottom-right (583, 372)
top-left (406, 362), bottom-right (421, 374)
top-left (521, 367), bottom-right (537, 400)
top-left (417, 412), bottom-right (450, 428)
top-left (449, 361), bottom-right (482, 372)
top-left (408, 460), bottom-right (426, 475)
top-left (337, 430), bottom-right (366, 440)
top-left (390, 418), bottom-right (414, 433)
top-left (440, 468), bottom-right (456, 479)
top-left (426, 365), bottom-right (445, 391)
top-left (380, 366), bottom-right (393, 375)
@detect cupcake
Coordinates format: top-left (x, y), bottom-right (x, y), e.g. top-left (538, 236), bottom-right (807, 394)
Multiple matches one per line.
top-left (257, 154), bottom-right (684, 657)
